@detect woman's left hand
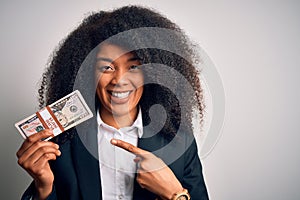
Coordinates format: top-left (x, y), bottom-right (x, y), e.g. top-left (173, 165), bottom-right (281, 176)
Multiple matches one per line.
top-left (111, 139), bottom-right (183, 200)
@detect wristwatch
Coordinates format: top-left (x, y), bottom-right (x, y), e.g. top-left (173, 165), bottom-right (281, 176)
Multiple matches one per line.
top-left (171, 188), bottom-right (191, 200)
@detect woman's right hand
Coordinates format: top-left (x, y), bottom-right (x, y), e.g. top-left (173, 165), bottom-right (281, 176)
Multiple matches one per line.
top-left (16, 129), bottom-right (61, 200)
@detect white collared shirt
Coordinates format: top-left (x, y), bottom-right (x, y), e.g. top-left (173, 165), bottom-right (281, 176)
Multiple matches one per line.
top-left (97, 109), bottom-right (143, 200)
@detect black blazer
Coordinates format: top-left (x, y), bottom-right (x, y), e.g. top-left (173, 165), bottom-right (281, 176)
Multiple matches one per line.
top-left (21, 123), bottom-right (209, 200)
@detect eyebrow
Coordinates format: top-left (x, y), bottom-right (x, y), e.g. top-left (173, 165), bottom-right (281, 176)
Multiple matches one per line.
top-left (96, 56), bottom-right (140, 63)
top-left (96, 57), bottom-right (113, 63)
top-left (128, 56), bottom-right (140, 62)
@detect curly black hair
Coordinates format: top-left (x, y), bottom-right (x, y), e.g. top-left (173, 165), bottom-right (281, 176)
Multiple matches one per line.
top-left (38, 5), bottom-right (204, 142)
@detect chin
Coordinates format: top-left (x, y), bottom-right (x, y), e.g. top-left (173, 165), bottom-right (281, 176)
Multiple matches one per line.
top-left (110, 106), bottom-right (134, 117)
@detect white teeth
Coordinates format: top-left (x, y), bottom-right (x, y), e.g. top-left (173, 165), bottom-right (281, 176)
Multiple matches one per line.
top-left (111, 91), bottom-right (130, 98)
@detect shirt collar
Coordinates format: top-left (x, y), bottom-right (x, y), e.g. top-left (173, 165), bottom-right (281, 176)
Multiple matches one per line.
top-left (97, 108), bottom-right (143, 138)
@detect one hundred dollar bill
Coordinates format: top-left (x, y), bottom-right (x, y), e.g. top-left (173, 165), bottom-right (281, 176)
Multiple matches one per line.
top-left (15, 90), bottom-right (93, 140)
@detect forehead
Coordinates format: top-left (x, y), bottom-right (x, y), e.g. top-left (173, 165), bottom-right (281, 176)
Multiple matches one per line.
top-left (97, 43), bottom-right (132, 60)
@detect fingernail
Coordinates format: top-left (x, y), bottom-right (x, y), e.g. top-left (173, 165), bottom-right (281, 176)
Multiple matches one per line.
top-left (55, 144), bottom-right (59, 149)
top-left (111, 139), bottom-right (117, 145)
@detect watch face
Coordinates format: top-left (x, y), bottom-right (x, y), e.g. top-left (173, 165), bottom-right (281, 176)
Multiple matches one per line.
top-left (178, 194), bottom-right (188, 200)
top-left (174, 189), bottom-right (190, 200)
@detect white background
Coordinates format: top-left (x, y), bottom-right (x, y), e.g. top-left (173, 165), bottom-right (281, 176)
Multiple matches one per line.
top-left (1, 0), bottom-right (299, 199)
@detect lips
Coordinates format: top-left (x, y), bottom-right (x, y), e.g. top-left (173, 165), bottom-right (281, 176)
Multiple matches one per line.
top-left (111, 91), bottom-right (131, 98)
top-left (108, 90), bottom-right (133, 104)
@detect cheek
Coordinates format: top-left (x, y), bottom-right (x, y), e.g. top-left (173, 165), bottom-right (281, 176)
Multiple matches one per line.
top-left (136, 75), bottom-right (144, 98)
top-left (136, 86), bottom-right (144, 100)
top-left (97, 74), bottom-right (110, 89)
top-left (96, 77), bottom-right (108, 99)
top-left (96, 86), bottom-right (102, 103)
top-left (133, 73), bottom-right (144, 88)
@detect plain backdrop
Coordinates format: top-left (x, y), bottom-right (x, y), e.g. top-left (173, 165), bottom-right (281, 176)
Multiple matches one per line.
top-left (1, 0), bottom-right (300, 199)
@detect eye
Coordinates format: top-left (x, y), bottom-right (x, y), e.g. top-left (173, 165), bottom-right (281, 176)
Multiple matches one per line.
top-left (129, 65), bottom-right (142, 71)
top-left (97, 65), bottom-right (114, 72)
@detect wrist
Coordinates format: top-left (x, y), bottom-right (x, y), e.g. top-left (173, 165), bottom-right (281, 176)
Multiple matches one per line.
top-left (34, 181), bottom-right (53, 200)
top-left (160, 188), bottom-right (190, 200)
top-left (170, 188), bottom-right (190, 200)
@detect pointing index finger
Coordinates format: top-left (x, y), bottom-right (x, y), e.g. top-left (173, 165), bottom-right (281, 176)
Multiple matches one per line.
top-left (111, 139), bottom-right (147, 156)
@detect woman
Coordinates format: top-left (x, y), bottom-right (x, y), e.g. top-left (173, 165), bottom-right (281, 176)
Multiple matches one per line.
top-left (17, 5), bottom-right (209, 200)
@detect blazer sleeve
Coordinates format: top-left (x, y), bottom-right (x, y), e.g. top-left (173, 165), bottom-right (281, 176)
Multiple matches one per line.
top-left (182, 139), bottom-right (209, 200)
top-left (21, 181), bottom-right (57, 200)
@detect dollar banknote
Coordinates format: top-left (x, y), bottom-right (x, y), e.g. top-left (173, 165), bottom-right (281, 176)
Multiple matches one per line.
top-left (15, 90), bottom-right (93, 140)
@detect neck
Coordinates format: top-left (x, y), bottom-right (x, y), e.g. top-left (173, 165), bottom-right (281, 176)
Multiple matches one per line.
top-left (100, 108), bottom-right (138, 129)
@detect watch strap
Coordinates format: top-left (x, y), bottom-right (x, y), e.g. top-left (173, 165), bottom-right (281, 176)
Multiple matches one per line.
top-left (171, 188), bottom-right (190, 200)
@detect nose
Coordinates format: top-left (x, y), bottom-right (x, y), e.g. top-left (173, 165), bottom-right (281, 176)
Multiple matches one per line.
top-left (111, 68), bottom-right (129, 86)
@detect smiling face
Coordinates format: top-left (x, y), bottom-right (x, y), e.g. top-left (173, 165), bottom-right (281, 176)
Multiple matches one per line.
top-left (95, 43), bottom-right (144, 125)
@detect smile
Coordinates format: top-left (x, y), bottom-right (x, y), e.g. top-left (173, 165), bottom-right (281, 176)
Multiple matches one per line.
top-left (110, 91), bottom-right (131, 99)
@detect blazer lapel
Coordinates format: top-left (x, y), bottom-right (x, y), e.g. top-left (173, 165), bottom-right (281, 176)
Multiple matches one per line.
top-left (71, 120), bottom-right (102, 200)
